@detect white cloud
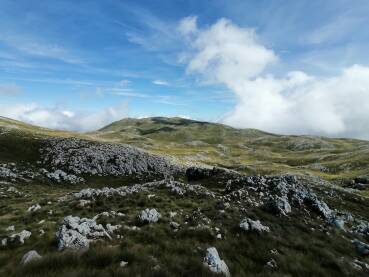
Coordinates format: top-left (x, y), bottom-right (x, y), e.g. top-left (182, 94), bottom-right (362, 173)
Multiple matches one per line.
top-left (153, 80), bottom-right (170, 86)
top-left (179, 17), bottom-right (369, 139)
top-left (0, 103), bottom-right (128, 132)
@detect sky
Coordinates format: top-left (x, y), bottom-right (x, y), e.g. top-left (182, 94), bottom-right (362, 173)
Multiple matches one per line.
top-left (1, 0), bottom-right (369, 139)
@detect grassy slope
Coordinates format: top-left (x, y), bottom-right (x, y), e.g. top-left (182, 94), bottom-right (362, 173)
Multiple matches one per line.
top-left (1, 117), bottom-right (369, 276)
top-left (89, 117), bottom-right (369, 181)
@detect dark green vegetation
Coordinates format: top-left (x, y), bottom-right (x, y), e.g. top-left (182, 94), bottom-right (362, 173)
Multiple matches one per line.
top-left (1, 116), bottom-right (369, 276)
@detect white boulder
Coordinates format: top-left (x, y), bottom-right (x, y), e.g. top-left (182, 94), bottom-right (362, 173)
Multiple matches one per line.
top-left (203, 247), bottom-right (230, 276)
top-left (56, 215), bottom-right (112, 251)
top-left (138, 208), bottom-right (161, 224)
top-left (10, 230), bottom-right (31, 244)
top-left (27, 204), bottom-right (41, 213)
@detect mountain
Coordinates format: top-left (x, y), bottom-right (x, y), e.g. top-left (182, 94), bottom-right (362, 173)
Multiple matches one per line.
top-left (1, 116), bottom-right (369, 276)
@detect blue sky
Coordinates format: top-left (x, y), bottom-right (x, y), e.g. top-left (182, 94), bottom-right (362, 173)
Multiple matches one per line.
top-left (1, 0), bottom-right (369, 138)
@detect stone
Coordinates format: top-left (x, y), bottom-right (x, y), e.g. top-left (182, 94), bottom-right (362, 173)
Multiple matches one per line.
top-left (203, 247), bottom-right (231, 277)
top-left (138, 208), bottom-right (161, 224)
top-left (78, 199), bottom-right (91, 207)
top-left (106, 223), bottom-right (121, 235)
top-left (20, 250), bottom-right (42, 265)
top-left (266, 196), bottom-right (291, 216)
top-left (352, 259), bottom-right (369, 270)
top-left (170, 221), bottom-right (180, 230)
top-left (120, 260), bottom-right (128, 267)
top-left (10, 230), bottom-right (31, 244)
top-left (27, 204), bottom-right (41, 213)
top-left (353, 239), bottom-right (369, 256)
top-left (55, 215), bottom-right (112, 251)
top-left (240, 218), bottom-right (270, 233)
top-left (1, 238), bottom-right (7, 246)
top-left (6, 225), bottom-right (15, 232)
top-left (265, 258), bottom-right (278, 269)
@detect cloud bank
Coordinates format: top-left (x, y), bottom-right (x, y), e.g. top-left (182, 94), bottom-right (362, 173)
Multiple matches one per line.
top-left (0, 103), bottom-right (128, 132)
top-left (179, 17), bottom-right (369, 139)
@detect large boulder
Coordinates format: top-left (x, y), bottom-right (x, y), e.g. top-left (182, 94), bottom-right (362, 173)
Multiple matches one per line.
top-left (203, 247), bottom-right (230, 277)
top-left (20, 250), bottom-right (42, 265)
top-left (138, 208), bottom-right (161, 224)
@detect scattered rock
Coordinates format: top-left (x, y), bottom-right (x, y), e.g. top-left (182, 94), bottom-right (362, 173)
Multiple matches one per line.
top-left (203, 247), bottom-right (230, 277)
top-left (45, 169), bottom-right (84, 184)
top-left (20, 250), bottom-right (42, 265)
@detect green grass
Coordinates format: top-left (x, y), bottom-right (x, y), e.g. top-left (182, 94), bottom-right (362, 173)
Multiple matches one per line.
top-left (1, 175), bottom-right (369, 276)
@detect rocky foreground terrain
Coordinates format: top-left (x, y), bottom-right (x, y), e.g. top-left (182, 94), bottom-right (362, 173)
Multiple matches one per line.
top-left (1, 117), bottom-right (369, 276)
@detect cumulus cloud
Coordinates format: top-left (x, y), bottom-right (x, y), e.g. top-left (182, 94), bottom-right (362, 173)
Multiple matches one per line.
top-left (179, 17), bottom-right (369, 139)
top-left (0, 103), bottom-right (128, 132)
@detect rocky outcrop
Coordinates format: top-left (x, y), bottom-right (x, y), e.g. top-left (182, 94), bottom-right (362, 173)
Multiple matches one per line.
top-left (203, 247), bottom-right (230, 277)
top-left (40, 138), bottom-right (179, 178)
top-left (225, 175), bottom-right (333, 220)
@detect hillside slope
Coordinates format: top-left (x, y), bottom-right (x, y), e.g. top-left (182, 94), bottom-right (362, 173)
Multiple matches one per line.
top-left (91, 117), bottom-right (369, 182)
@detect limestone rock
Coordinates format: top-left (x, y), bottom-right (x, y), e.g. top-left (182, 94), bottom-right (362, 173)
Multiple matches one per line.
top-left (27, 204), bottom-right (41, 213)
top-left (55, 215), bottom-right (112, 251)
top-left (203, 247), bottom-right (230, 277)
top-left (240, 218), bottom-right (270, 233)
top-left (10, 230), bottom-right (31, 244)
top-left (20, 250), bottom-right (42, 265)
top-left (138, 208), bottom-right (161, 224)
